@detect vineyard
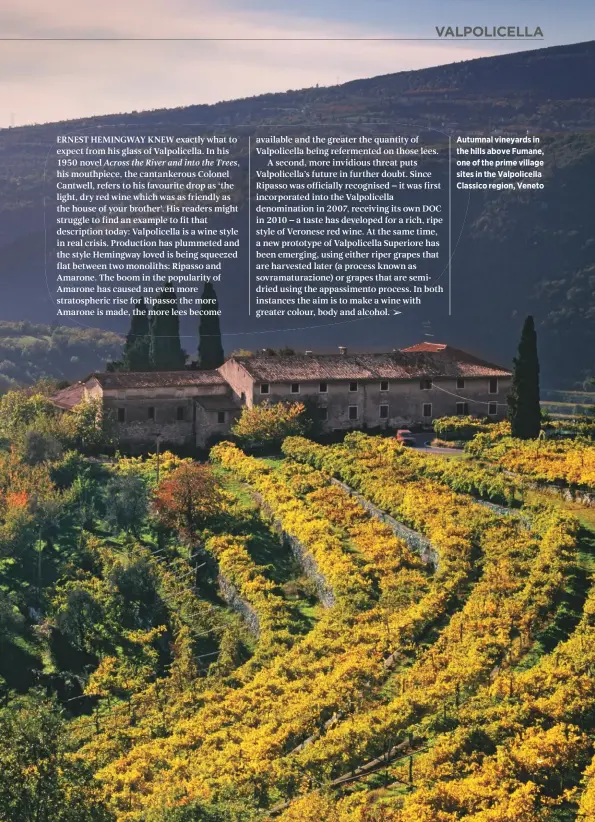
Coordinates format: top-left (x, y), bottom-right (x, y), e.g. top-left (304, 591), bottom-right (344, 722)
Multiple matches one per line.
top-left (1, 418), bottom-right (595, 821)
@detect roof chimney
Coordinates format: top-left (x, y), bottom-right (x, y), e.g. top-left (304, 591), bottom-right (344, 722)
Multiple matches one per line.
top-left (338, 346), bottom-right (347, 356)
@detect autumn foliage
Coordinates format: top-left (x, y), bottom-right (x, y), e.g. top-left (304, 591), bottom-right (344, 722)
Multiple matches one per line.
top-left (152, 462), bottom-right (224, 540)
top-left (231, 400), bottom-right (310, 444)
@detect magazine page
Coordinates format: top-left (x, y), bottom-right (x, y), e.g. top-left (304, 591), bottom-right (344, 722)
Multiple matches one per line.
top-left (0, 2), bottom-right (594, 820)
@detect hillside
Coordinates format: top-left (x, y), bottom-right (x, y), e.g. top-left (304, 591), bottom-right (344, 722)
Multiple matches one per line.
top-left (0, 40), bottom-right (594, 385)
top-left (1, 408), bottom-right (595, 820)
top-left (0, 321), bottom-right (123, 389)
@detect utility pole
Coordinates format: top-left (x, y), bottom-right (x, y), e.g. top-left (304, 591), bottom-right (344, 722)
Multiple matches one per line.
top-left (36, 527), bottom-right (43, 611)
top-left (155, 433), bottom-right (162, 483)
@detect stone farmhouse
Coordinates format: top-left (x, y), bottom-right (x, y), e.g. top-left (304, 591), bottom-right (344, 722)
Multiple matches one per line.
top-left (51, 342), bottom-right (512, 452)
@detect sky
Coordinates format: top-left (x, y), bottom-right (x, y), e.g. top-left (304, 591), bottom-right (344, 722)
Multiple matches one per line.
top-left (0, 0), bottom-right (592, 127)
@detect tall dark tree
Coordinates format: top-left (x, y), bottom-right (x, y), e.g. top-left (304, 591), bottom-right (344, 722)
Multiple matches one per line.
top-left (197, 281), bottom-right (224, 369)
top-left (149, 281), bottom-right (187, 371)
top-left (508, 315), bottom-right (541, 439)
top-left (121, 297), bottom-right (151, 371)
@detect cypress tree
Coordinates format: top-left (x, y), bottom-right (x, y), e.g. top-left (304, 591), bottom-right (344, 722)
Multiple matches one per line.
top-left (508, 315), bottom-right (541, 439)
top-left (197, 281), bottom-right (224, 369)
top-left (121, 297), bottom-right (151, 371)
top-left (149, 281), bottom-right (187, 371)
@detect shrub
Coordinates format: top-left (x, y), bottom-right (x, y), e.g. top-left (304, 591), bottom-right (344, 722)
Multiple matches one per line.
top-left (231, 401), bottom-right (311, 445)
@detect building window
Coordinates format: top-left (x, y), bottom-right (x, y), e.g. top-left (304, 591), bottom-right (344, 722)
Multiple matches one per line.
top-left (456, 378), bottom-right (465, 389)
top-left (488, 402), bottom-right (498, 416)
top-left (117, 407), bottom-right (126, 423)
top-left (423, 403), bottom-right (432, 418)
top-left (260, 383), bottom-right (270, 395)
top-left (456, 402), bottom-right (469, 416)
top-left (217, 411), bottom-right (226, 424)
top-left (380, 380), bottom-right (389, 392)
top-left (420, 378), bottom-right (432, 390)
top-left (176, 406), bottom-right (185, 421)
top-left (291, 383), bottom-right (300, 394)
top-left (349, 382), bottom-right (358, 392)
top-left (147, 406), bottom-right (155, 420)
top-left (318, 407), bottom-right (328, 422)
top-left (319, 382), bottom-right (328, 393)
top-left (489, 378), bottom-right (498, 394)
top-left (348, 405), bottom-right (358, 421)
top-left (379, 404), bottom-right (389, 419)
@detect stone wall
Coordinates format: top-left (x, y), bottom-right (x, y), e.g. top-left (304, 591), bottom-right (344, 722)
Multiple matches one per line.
top-left (110, 416), bottom-right (194, 450)
top-left (100, 382), bottom-right (237, 451)
top-left (217, 574), bottom-right (260, 636)
top-left (251, 491), bottom-right (336, 608)
top-left (195, 404), bottom-right (238, 448)
top-left (218, 359), bottom-right (255, 406)
top-left (282, 532), bottom-right (336, 608)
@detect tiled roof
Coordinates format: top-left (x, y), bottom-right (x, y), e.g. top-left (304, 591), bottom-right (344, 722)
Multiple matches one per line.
top-left (231, 347), bottom-right (511, 382)
top-left (402, 344), bottom-right (513, 377)
top-left (401, 342), bottom-right (448, 353)
top-left (89, 371), bottom-right (226, 389)
top-left (50, 382), bottom-right (85, 410)
top-left (401, 342), bottom-right (512, 377)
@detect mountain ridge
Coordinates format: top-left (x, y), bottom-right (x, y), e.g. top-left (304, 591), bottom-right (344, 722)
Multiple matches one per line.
top-left (0, 40), bottom-right (594, 386)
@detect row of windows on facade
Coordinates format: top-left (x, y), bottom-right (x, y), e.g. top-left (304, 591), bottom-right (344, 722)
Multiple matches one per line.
top-left (116, 407), bottom-right (226, 424)
top-left (316, 401), bottom-right (500, 422)
top-left (115, 402), bottom-right (500, 425)
top-left (259, 378), bottom-right (500, 395)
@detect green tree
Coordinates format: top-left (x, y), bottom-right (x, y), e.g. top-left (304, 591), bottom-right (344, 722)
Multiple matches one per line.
top-left (52, 583), bottom-right (106, 653)
top-left (0, 692), bottom-right (114, 821)
top-left (0, 590), bottom-right (24, 642)
top-left (149, 281), bottom-right (187, 371)
top-left (68, 398), bottom-right (117, 454)
top-left (197, 281), bottom-right (224, 369)
top-left (121, 297), bottom-right (151, 371)
top-left (0, 391), bottom-right (56, 440)
top-left (17, 427), bottom-right (64, 465)
top-left (103, 472), bottom-right (148, 537)
top-left (508, 315), bottom-right (541, 439)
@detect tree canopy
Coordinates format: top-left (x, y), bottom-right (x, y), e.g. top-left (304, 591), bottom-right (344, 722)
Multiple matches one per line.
top-left (148, 282), bottom-right (187, 371)
top-left (231, 401), bottom-right (310, 445)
